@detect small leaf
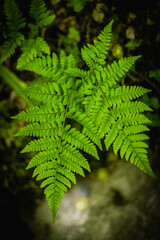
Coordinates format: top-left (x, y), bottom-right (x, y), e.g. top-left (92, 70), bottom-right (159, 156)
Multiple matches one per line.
top-left (149, 69), bottom-right (160, 83)
top-left (69, 0), bottom-right (86, 12)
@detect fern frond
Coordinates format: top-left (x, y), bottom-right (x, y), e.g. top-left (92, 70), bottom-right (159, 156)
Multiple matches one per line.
top-left (13, 66), bottom-right (99, 222)
top-left (103, 121), bottom-right (154, 177)
top-left (81, 61), bottom-right (154, 177)
top-left (4, 0), bottom-right (26, 32)
top-left (24, 134), bottom-right (92, 221)
top-left (20, 52), bottom-right (77, 86)
top-left (15, 122), bottom-right (56, 137)
top-left (12, 105), bottom-right (57, 123)
top-left (21, 137), bottom-right (55, 153)
top-left (96, 20), bottom-right (113, 54)
top-left (102, 56), bottom-right (141, 87)
top-left (17, 82), bottom-right (63, 104)
top-left (17, 37), bottom-right (50, 69)
top-left (81, 20), bottom-right (113, 68)
top-left (18, 119), bottom-right (94, 222)
top-left (120, 113), bottom-right (152, 126)
top-left (114, 101), bottom-right (152, 116)
top-left (13, 20), bottom-right (156, 223)
top-left (104, 85), bottom-right (151, 106)
top-left (119, 136), bottom-right (153, 176)
top-left (0, 0), bottom-right (26, 63)
top-left (0, 33), bottom-right (25, 64)
top-left (30, 0), bottom-right (55, 27)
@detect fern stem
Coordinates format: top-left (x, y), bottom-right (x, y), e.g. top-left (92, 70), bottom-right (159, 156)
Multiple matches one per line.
top-left (95, 79), bottom-right (119, 122)
top-left (0, 65), bottom-right (33, 107)
top-left (57, 89), bottom-right (74, 156)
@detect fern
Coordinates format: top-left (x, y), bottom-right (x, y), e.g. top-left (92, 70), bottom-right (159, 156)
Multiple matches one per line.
top-left (0, 0), bottom-right (55, 65)
top-left (13, 20), bottom-right (155, 223)
top-left (17, 37), bottom-right (50, 69)
top-left (0, 0), bottom-right (26, 63)
top-left (30, 0), bottom-right (55, 27)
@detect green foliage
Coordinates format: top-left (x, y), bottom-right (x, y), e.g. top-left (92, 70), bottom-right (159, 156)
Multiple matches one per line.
top-left (13, 20), bottom-right (155, 222)
top-left (0, 0), bottom-right (55, 65)
top-left (0, 65), bottom-right (33, 107)
top-left (68, 27), bottom-right (80, 42)
top-left (0, 0), bottom-right (26, 63)
top-left (59, 26), bottom-right (81, 64)
top-left (149, 69), bottom-right (160, 83)
top-left (141, 69), bottom-right (160, 128)
top-left (17, 37), bottom-right (50, 69)
top-left (30, 0), bottom-right (55, 27)
top-left (125, 39), bottom-right (143, 50)
top-left (69, 0), bottom-right (86, 12)
top-left (142, 94), bottom-right (160, 127)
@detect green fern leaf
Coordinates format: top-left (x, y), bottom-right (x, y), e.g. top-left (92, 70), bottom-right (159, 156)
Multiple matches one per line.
top-left (103, 56), bottom-right (141, 87)
top-left (0, 33), bottom-right (25, 64)
top-left (68, 110), bottom-right (102, 150)
top-left (4, 0), bottom-right (26, 32)
top-left (21, 137), bottom-right (55, 153)
top-left (20, 53), bottom-right (76, 86)
top-left (17, 82), bottom-right (63, 104)
top-left (30, 0), bottom-right (55, 27)
top-left (17, 37), bottom-right (50, 69)
top-left (81, 20), bottom-right (113, 68)
top-left (13, 20), bottom-right (156, 223)
top-left (0, 0), bottom-right (26, 63)
top-left (62, 125), bottom-right (99, 159)
top-left (13, 64), bottom-right (99, 222)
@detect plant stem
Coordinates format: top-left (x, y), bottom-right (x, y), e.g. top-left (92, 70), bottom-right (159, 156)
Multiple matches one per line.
top-left (0, 65), bottom-right (33, 107)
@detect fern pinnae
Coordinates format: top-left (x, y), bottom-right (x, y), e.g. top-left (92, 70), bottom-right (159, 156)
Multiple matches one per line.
top-left (68, 110), bottom-right (102, 150)
top-left (32, 161), bottom-right (56, 178)
top-left (15, 122), bottom-right (56, 137)
top-left (21, 137), bottom-right (59, 153)
top-left (121, 113), bottom-right (152, 126)
top-left (104, 121), bottom-right (123, 150)
top-left (113, 130), bottom-right (126, 155)
top-left (128, 134), bottom-right (149, 142)
top-left (81, 20), bottom-right (113, 69)
top-left (62, 125), bottom-right (99, 159)
top-left (12, 105), bottom-right (54, 123)
top-left (26, 150), bottom-right (58, 170)
top-left (4, 0), bottom-right (26, 31)
top-left (18, 78), bottom-right (93, 221)
top-left (61, 143), bottom-right (91, 172)
top-left (17, 82), bottom-right (64, 108)
top-left (13, 20), bottom-right (156, 222)
top-left (17, 37), bottom-right (50, 69)
top-left (59, 154), bottom-right (85, 177)
top-left (0, 0), bottom-right (26, 63)
top-left (30, 0), bottom-right (55, 27)
top-left (103, 56), bottom-right (141, 86)
top-left (104, 85), bottom-right (151, 105)
top-left (85, 55), bottom-right (153, 177)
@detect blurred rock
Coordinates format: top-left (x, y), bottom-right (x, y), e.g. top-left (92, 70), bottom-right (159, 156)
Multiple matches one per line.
top-left (126, 26), bottom-right (135, 40)
top-left (112, 44), bottom-right (124, 59)
top-left (28, 161), bottom-right (160, 240)
top-left (92, 3), bottom-right (107, 23)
